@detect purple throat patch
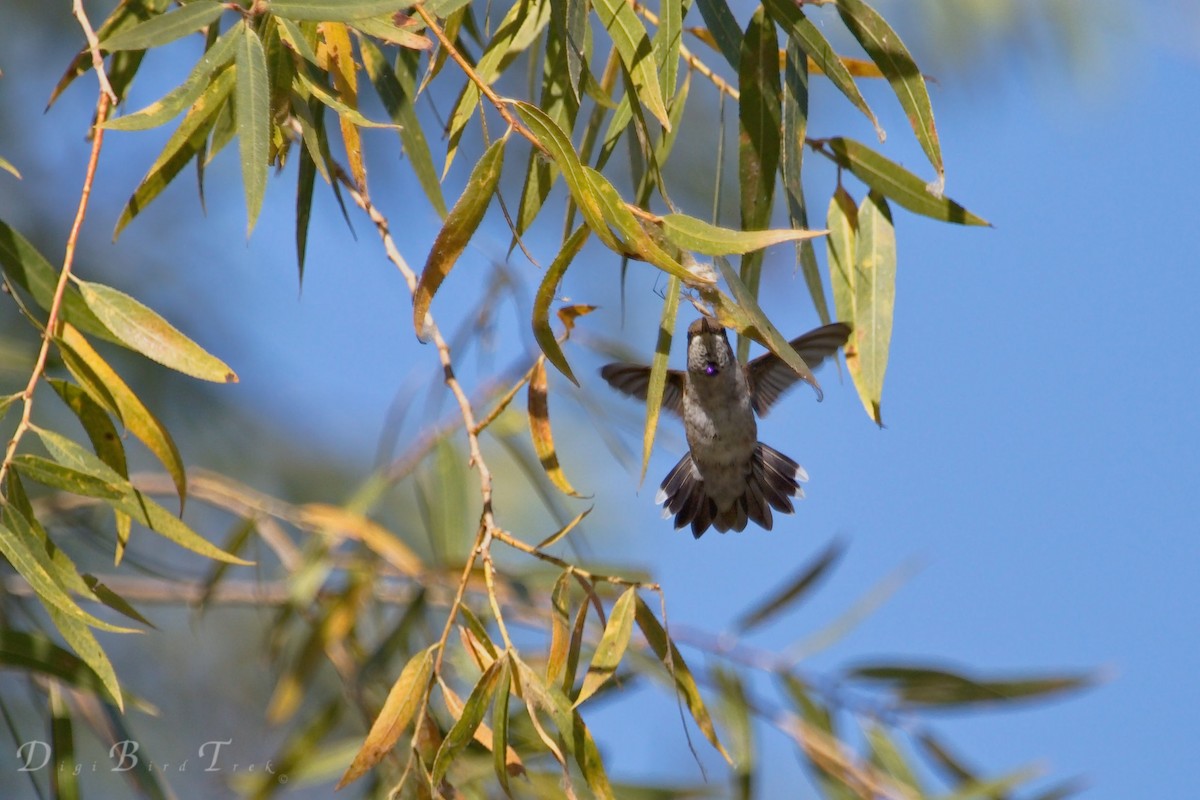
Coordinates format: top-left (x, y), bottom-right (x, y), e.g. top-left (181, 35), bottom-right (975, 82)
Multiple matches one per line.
top-left (705, 362), bottom-right (718, 376)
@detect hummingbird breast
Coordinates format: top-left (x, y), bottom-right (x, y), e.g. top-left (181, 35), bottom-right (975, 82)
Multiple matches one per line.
top-left (682, 366), bottom-right (758, 511)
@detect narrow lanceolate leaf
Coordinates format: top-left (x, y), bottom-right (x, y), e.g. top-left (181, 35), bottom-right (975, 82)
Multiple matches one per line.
top-left (528, 358), bottom-right (585, 498)
top-left (827, 186), bottom-right (858, 338)
top-left (513, 655), bottom-right (614, 800)
top-left (115, 62), bottom-right (235, 238)
top-left (824, 138), bottom-right (989, 225)
top-left (0, 631), bottom-right (117, 701)
top-left (653, 0), bottom-right (683, 101)
top-left (321, 22), bottom-right (365, 191)
top-left (493, 654), bottom-right (515, 796)
top-left (695, 0), bottom-right (742, 69)
top-left (782, 38), bottom-right (831, 325)
top-left (75, 280), bottom-right (238, 383)
top-left (835, 0), bottom-right (943, 191)
top-left (0, 155), bottom-right (20, 179)
top-left (235, 24), bottom-right (270, 235)
top-left (709, 258), bottom-right (822, 400)
top-left (337, 644), bottom-right (437, 789)
top-left (100, 0), bottom-right (223, 52)
top-left (101, 24), bottom-right (240, 132)
top-left (849, 663), bottom-right (1094, 708)
top-left (47, 603), bottom-right (126, 714)
top-left (735, 537), bottom-right (846, 633)
top-left (713, 667), bottom-right (754, 800)
top-left (51, 370), bottom-right (127, 482)
top-left (58, 324), bottom-right (187, 508)
top-left (546, 571), bottom-right (573, 685)
top-left (432, 660), bottom-right (504, 784)
top-left (737, 7), bottom-right (781, 354)
top-left (592, 0), bottom-right (671, 129)
top-left (351, 14), bottom-right (432, 50)
top-left (412, 137), bottom-right (505, 339)
top-left (640, 275), bottom-right (679, 485)
top-left (762, 0), bottom-right (882, 140)
top-left (360, 41), bottom-right (446, 218)
top-left (633, 596), bottom-right (732, 764)
top-left (0, 219), bottom-right (111, 342)
top-left (865, 723), bottom-right (922, 796)
top-left (268, 0), bottom-right (411, 21)
top-left (31, 426), bottom-right (252, 566)
top-left (536, 505), bottom-right (593, 550)
top-left (850, 192), bottom-right (894, 425)
top-left (299, 503), bottom-right (423, 576)
top-left (12, 455), bottom-right (125, 499)
top-left (660, 214), bottom-right (825, 256)
top-left (532, 227), bottom-right (591, 385)
top-left (48, 684), bottom-right (79, 800)
top-left (574, 588), bottom-right (636, 706)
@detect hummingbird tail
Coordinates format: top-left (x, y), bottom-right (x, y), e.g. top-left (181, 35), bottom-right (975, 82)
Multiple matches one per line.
top-left (655, 444), bottom-right (808, 538)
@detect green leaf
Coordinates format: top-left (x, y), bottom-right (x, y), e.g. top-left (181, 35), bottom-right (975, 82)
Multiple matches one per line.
top-left (532, 227), bottom-right (592, 385)
top-left (865, 723), bottom-right (921, 795)
top-left (824, 137), bottom-right (989, 225)
top-left (827, 185), bottom-right (859, 339)
top-left (592, 0), bottom-right (671, 129)
top-left (0, 219), bottom-right (113, 342)
top-left (849, 191), bottom-right (894, 426)
top-left (659, 214), bottom-right (824, 256)
top-left (101, 24), bottom-right (240, 132)
top-left (75, 280), bottom-right (238, 383)
top-left (640, 275), bottom-right (679, 485)
top-left (267, 0), bottom-right (412, 21)
top-left (431, 659), bottom-right (504, 784)
top-left (737, 8), bottom-right (781, 363)
top-left (12, 455), bottom-right (125, 499)
top-left (514, 654), bottom-right (614, 800)
top-left (713, 667), bottom-right (754, 800)
top-left (359, 40), bottom-right (446, 218)
top-left (48, 684), bottom-right (80, 799)
top-left (294, 67), bottom-right (398, 129)
top-left (694, 0), bottom-right (742, 69)
top-left (708, 257), bottom-right (822, 400)
top-left (351, 14), bottom-right (432, 49)
top-left (762, 0), bottom-right (883, 140)
top-left (782, 38), bottom-right (831, 325)
top-left (235, 23), bottom-right (270, 235)
top-left (46, 604), bottom-right (126, 713)
top-left (295, 139), bottom-right (316, 282)
top-left (850, 663), bottom-right (1094, 709)
top-left (31, 426), bottom-right (252, 566)
top-left (735, 537), bottom-right (845, 633)
top-left (48, 379), bottom-right (129, 480)
top-left (0, 630), bottom-right (117, 699)
top-left (58, 324), bottom-right (188, 509)
top-left (574, 587), bottom-right (636, 706)
top-left (100, 0), bottom-right (223, 52)
top-left (835, 0), bottom-right (944, 190)
top-left (633, 595), bottom-right (732, 764)
top-left (115, 61), bottom-right (236, 238)
top-left (492, 654), bottom-right (515, 796)
top-left (337, 644), bottom-right (437, 789)
top-left (535, 505), bottom-right (593, 550)
top-left (412, 136), bottom-right (506, 339)
top-left (653, 0), bottom-right (683, 101)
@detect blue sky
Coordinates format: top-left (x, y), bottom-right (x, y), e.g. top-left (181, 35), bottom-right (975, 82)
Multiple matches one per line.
top-left (2, 3), bottom-right (1198, 797)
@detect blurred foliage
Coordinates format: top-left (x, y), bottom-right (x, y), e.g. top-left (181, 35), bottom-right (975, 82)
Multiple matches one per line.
top-left (0, 0), bottom-right (1091, 797)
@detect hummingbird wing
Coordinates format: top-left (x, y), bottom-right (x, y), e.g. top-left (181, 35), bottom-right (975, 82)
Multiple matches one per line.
top-left (598, 364), bottom-right (686, 417)
top-left (746, 322), bottom-right (852, 417)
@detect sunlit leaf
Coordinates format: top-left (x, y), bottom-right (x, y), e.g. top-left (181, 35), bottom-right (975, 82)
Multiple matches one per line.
top-left (659, 214), bottom-right (825, 256)
top-left (592, 0), bottom-right (671, 129)
top-left (531, 227), bottom-right (591, 385)
top-left (100, 0), bottom-right (223, 52)
top-left (337, 644), bottom-right (436, 789)
top-left (493, 654), bottom-right (516, 795)
top-left (574, 587), bottom-right (635, 706)
top-left (0, 155), bottom-right (18, 180)
top-left (412, 136), bottom-right (505, 339)
top-left (762, 0), bottom-right (883, 140)
top-left (836, 0), bottom-right (943, 191)
top-left (640, 274), bottom-right (679, 485)
top-left (12, 455), bottom-right (125, 500)
top-left (633, 595), bottom-right (732, 764)
top-left (735, 537), bottom-right (846, 633)
top-left (235, 23), bottom-right (269, 234)
top-left (826, 185), bottom-right (859, 347)
top-left (546, 571), bottom-right (573, 685)
top-left (352, 14), bottom-right (432, 50)
top-left (653, 0), bottom-right (683, 101)
top-left (536, 506), bottom-right (593, 550)
top-left (528, 358), bottom-right (586, 498)
top-left (115, 61), bottom-right (236, 238)
top-left (57, 324), bottom-right (187, 508)
top-left (864, 723), bottom-right (921, 795)
top-left (824, 137), bottom-right (988, 225)
top-left (431, 659), bottom-right (504, 784)
top-left (75, 279), bottom-right (238, 383)
top-left (267, 0), bottom-right (412, 21)
top-left (102, 24), bottom-right (240, 132)
top-left (849, 191), bottom-right (894, 425)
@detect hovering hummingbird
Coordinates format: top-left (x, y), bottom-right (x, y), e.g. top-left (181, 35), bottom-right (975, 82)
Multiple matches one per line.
top-left (601, 317), bottom-right (851, 538)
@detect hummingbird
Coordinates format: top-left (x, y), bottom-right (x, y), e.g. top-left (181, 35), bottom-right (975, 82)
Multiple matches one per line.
top-left (600, 317), bottom-right (851, 538)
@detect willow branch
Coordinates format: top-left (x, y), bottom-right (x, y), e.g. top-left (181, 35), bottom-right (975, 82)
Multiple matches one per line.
top-left (72, 0), bottom-right (118, 102)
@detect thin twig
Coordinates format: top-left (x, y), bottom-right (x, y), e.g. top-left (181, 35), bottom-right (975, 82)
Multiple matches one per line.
top-left (0, 93), bottom-right (110, 494)
top-left (72, 0), bottom-right (118, 103)
top-left (492, 528), bottom-right (660, 590)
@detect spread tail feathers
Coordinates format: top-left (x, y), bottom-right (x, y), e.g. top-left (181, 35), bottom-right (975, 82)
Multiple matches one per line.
top-left (655, 444), bottom-right (808, 538)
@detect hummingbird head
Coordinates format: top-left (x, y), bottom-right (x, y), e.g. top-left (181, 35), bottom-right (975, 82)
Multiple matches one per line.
top-left (686, 317), bottom-right (735, 378)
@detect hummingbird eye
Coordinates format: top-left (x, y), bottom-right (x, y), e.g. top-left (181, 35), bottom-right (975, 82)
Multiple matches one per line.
top-left (704, 361), bottom-right (719, 376)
